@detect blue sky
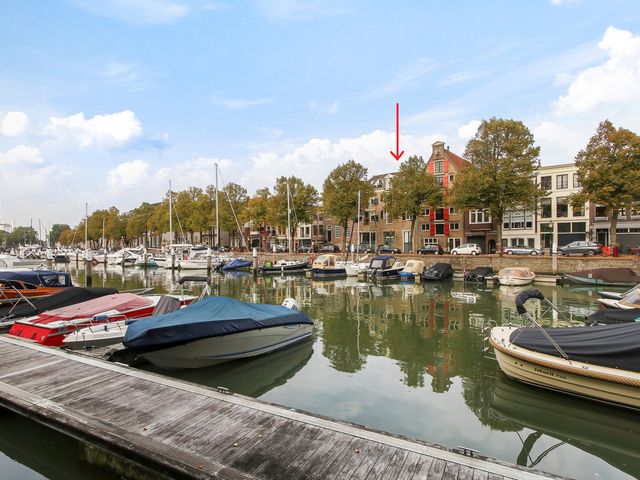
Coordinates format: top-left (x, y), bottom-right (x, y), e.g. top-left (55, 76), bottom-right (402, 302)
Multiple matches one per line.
top-left (1, 0), bottom-right (640, 229)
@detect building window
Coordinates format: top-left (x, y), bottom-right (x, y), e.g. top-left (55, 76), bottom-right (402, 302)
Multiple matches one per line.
top-left (540, 176), bottom-right (551, 190)
top-left (469, 209), bottom-right (490, 224)
top-left (370, 197), bottom-right (378, 206)
top-left (618, 207), bottom-right (628, 217)
top-left (434, 160), bottom-right (444, 174)
top-left (449, 223), bottom-right (459, 230)
top-left (369, 212), bottom-right (377, 223)
top-left (435, 208), bottom-right (445, 221)
top-left (595, 205), bottom-right (607, 218)
top-left (436, 176), bottom-right (444, 186)
top-left (449, 207), bottom-right (456, 214)
top-left (422, 208), bottom-right (430, 216)
top-left (449, 174), bottom-right (454, 184)
top-left (420, 223), bottom-right (429, 231)
top-left (556, 174), bottom-right (568, 189)
top-left (573, 174), bottom-right (581, 188)
top-left (556, 197), bottom-right (568, 218)
top-left (424, 238), bottom-right (438, 245)
top-left (541, 198), bottom-right (552, 218)
top-left (573, 203), bottom-right (584, 217)
top-left (335, 226), bottom-right (342, 239)
top-left (632, 207), bottom-right (640, 217)
top-left (435, 224), bottom-right (445, 235)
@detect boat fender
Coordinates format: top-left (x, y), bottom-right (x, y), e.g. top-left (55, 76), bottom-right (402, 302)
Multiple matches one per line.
top-left (282, 298), bottom-right (301, 311)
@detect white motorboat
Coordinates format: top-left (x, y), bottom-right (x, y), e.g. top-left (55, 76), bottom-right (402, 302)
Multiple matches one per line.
top-left (123, 297), bottom-right (313, 369)
top-left (597, 287), bottom-right (640, 310)
top-left (497, 267), bottom-right (535, 286)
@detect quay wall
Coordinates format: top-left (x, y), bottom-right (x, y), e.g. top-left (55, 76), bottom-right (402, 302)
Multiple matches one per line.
top-left (248, 253), bottom-right (640, 275)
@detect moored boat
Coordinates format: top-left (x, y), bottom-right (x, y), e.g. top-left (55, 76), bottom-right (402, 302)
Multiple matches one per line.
top-left (463, 266), bottom-right (494, 284)
top-left (597, 287), bottom-right (640, 310)
top-left (0, 270), bottom-right (73, 305)
top-left (421, 262), bottom-right (453, 281)
top-left (366, 255), bottom-right (404, 278)
top-left (222, 258), bottom-right (252, 271)
top-left (260, 259), bottom-right (308, 274)
top-left (122, 297), bottom-right (314, 368)
top-left (490, 289), bottom-right (640, 409)
top-left (399, 259), bottom-right (424, 280)
top-left (497, 267), bottom-right (535, 286)
top-left (564, 268), bottom-right (640, 287)
top-left (311, 254), bottom-right (346, 277)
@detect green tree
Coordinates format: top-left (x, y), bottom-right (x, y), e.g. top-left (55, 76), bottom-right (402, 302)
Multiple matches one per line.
top-left (7, 226), bottom-right (38, 246)
top-left (244, 188), bottom-right (271, 250)
top-left (50, 224), bottom-right (71, 244)
top-left (322, 160), bottom-right (374, 252)
top-left (386, 156), bottom-right (442, 252)
top-left (268, 177), bottom-right (319, 250)
top-left (58, 228), bottom-right (75, 246)
top-left (571, 120), bottom-right (640, 247)
top-left (449, 117), bottom-right (544, 251)
top-left (219, 182), bottom-right (248, 248)
top-left (126, 202), bottom-right (156, 245)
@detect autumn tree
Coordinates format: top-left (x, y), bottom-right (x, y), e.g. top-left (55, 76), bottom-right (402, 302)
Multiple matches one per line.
top-left (218, 182), bottom-right (248, 248)
top-left (268, 177), bottom-right (319, 250)
top-left (571, 120), bottom-right (640, 247)
top-left (449, 118), bottom-right (544, 251)
top-left (50, 224), bottom-right (70, 244)
top-left (244, 188), bottom-right (271, 250)
top-left (322, 160), bottom-right (374, 252)
top-left (386, 156), bottom-right (442, 253)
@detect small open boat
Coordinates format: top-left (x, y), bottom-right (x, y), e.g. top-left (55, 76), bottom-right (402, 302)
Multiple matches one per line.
top-left (598, 284), bottom-right (639, 301)
top-left (421, 262), bottom-right (453, 281)
top-left (0, 271), bottom-right (73, 305)
top-left (122, 297), bottom-right (313, 368)
top-left (564, 268), bottom-right (640, 287)
top-left (490, 289), bottom-right (640, 409)
top-left (497, 267), bottom-right (535, 286)
top-left (597, 287), bottom-right (640, 310)
top-left (260, 260), bottom-right (308, 274)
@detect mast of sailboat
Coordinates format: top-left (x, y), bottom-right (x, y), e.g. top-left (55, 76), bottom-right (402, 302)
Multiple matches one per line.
top-left (286, 180), bottom-right (292, 255)
top-left (169, 180), bottom-right (173, 247)
top-left (356, 190), bottom-right (361, 261)
top-left (102, 218), bottom-right (105, 250)
top-left (215, 163), bottom-right (219, 251)
top-left (84, 202), bottom-right (88, 254)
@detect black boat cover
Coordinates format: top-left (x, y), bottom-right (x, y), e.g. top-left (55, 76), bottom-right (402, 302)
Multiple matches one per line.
top-left (422, 263), bottom-right (453, 280)
top-left (0, 287), bottom-right (118, 320)
top-left (123, 296), bottom-right (313, 352)
top-left (510, 323), bottom-right (640, 372)
top-left (586, 308), bottom-right (640, 325)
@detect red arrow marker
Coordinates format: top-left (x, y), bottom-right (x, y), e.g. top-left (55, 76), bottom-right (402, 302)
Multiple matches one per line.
top-left (390, 102), bottom-right (404, 161)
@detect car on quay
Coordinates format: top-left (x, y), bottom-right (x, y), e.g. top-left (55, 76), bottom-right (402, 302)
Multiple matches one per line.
top-left (417, 244), bottom-right (443, 255)
top-left (451, 243), bottom-right (482, 255)
top-left (297, 246), bottom-right (314, 253)
top-left (558, 241), bottom-right (603, 256)
top-left (504, 244), bottom-right (543, 256)
top-left (377, 245), bottom-right (401, 255)
top-left (319, 243), bottom-right (341, 253)
top-left (270, 244), bottom-right (288, 253)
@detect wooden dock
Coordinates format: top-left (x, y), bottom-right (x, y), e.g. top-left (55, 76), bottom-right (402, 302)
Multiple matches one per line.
top-left (0, 335), bottom-right (562, 480)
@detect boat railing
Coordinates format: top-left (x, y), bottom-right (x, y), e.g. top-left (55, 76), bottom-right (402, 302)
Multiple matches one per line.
top-left (0, 280), bottom-right (37, 319)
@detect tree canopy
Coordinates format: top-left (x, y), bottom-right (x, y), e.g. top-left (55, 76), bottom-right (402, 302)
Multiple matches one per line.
top-left (449, 117), bottom-right (544, 248)
top-left (571, 120), bottom-right (640, 246)
top-left (268, 176), bottom-right (319, 248)
top-left (386, 155), bottom-right (442, 252)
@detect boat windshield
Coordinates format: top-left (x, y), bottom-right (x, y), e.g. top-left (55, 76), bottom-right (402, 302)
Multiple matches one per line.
top-left (622, 288), bottom-right (640, 306)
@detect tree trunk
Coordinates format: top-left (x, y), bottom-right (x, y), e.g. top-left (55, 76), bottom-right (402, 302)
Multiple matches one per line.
top-left (410, 218), bottom-right (416, 254)
top-left (610, 209), bottom-right (619, 247)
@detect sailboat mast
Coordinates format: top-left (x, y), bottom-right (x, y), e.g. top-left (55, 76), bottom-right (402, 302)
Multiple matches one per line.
top-left (356, 190), bottom-right (361, 260)
top-left (102, 218), bottom-right (105, 250)
top-left (169, 180), bottom-right (173, 248)
top-left (286, 180), bottom-right (291, 253)
top-left (215, 163), bottom-right (219, 250)
top-left (84, 203), bottom-right (88, 252)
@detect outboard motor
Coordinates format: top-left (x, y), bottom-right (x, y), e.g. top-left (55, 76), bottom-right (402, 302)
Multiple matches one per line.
top-left (282, 297), bottom-right (301, 311)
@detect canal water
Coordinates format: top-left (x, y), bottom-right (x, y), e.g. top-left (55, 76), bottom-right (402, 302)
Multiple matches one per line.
top-left (2, 264), bottom-right (639, 480)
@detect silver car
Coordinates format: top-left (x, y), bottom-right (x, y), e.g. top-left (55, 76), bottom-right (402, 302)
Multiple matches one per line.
top-left (504, 244), bottom-right (543, 256)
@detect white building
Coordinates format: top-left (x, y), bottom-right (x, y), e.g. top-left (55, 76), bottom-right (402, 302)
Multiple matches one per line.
top-left (536, 163), bottom-right (589, 249)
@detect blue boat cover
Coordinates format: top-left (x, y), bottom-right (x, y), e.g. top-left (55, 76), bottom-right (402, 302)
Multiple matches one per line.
top-left (0, 270), bottom-right (72, 287)
top-left (123, 296), bottom-right (313, 352)
top-left (222, 258), bottom-right (252, 271)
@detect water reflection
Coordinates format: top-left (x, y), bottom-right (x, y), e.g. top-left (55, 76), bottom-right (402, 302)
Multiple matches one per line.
top-left (38, 264), bottom-right (632, 480)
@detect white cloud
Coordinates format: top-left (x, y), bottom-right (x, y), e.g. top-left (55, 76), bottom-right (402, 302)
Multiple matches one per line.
top-left (533, 121), bottom-right (589, 164)
top-left (210, 95), bottom-right (273, 109)
top-left (256, 0), bottom-right (354, 22)
top-left (239, 129), bottom-right (444, 194)
top-left (106, 160), bottom-right (150, 192)
top-left (554, 26), bottom-right (640, 116)
top-left (1, 111), bottom-right (29, 136)
top-left (457, 120), bottom-right (481, 140)
top-left (46, 110), bottom-right (143, 148)
top-left (70, 0), bottom-right (189, 26)
top-left (0, 145), bottom-right (44, 166)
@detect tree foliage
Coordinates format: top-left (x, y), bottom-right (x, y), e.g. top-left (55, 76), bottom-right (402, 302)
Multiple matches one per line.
top-left (386, 156), bottom-right (442, 251)
top-left (571, 120), bottom-right (640, 246)
top-left (50, 224), bottom-right (71, 244)
top-left (322, 160), bottom-right (374, 251)
top-left (268, 177), bottom-right (319, 248)
top-left (449, 117), bottom-right (544, 248)
top-left (219, 182), bottom-right (249, 246)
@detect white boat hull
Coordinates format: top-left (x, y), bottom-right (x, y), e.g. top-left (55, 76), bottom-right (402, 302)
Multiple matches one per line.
top-left (490, 326), bottom-right (640, 409)
top-left (497, 276), bottom-right (534, 286)
top-left (140, 324), bottom-right (313, 369)
top-left (63, 320), bottom-right (128, 349)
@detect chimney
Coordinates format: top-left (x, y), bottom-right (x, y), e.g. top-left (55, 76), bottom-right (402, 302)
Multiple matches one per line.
top-left (447, 145), bottom-right (450, 150)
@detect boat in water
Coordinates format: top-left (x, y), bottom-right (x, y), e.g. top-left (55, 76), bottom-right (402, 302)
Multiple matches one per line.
top-left (490, 289), bottom-right (640, 409)
top-left (9, 292), bottom-right (195, 346)
top-left (586, 307), bottom-right (640, 325)
top-left (497, 267), bottom-right (535, 286)
top-left (463, 266), bottom-right (494, 284)
top-left (399, 259), bottom-right (424, 280)
top-left (597, 287), bottom-right (640, 310)
top-left (421, 262), bottom-right (453, 281)
top-left (0, 270), bottom-right (73, 305)
top-left (222, 258), bottom-right (252, 271)
top-left (260, 259), bottom-right (308, 274)
top-left (366, 255), bottom-right (404, 278)
top-left (310, 254), bottom-right (346, 277)
top-left (564, 268), bottom-right (640, 287)
top-left (597, 284), bottom-right (639, 301)
top-left (122, 296), bottom-right (313, 368)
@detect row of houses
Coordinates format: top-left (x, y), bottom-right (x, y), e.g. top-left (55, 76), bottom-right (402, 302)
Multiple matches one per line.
top-left (255, 141), bottom-right (638, 254)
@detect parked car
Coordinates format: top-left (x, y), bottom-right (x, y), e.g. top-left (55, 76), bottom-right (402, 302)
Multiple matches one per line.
top-left (319, 244), bottom-right (341, 253)
top-left (351, 245), bottom-right (373, 254)
top-left (270, 244), bottom-right (287, 253)
top-left (416, 244), bottom-right (443, 255)
top-left (297, 246), bottom-right (313, 253)
top-left (504, 244), bottom-right (543, 256)
top-left (377, 245), bottom-right (401, 255)
top-left (451, 243), bottom-right (482, 255)
top-left (558, 241), bottom-right (603, 256)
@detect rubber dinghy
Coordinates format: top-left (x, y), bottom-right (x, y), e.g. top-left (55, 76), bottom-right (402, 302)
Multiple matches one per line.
top-left (123, 296), bottom-right (314, 369)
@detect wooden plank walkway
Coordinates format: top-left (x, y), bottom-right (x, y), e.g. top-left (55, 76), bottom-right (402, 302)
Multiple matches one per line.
top-left (0, 336), bottom-right (563, 480)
